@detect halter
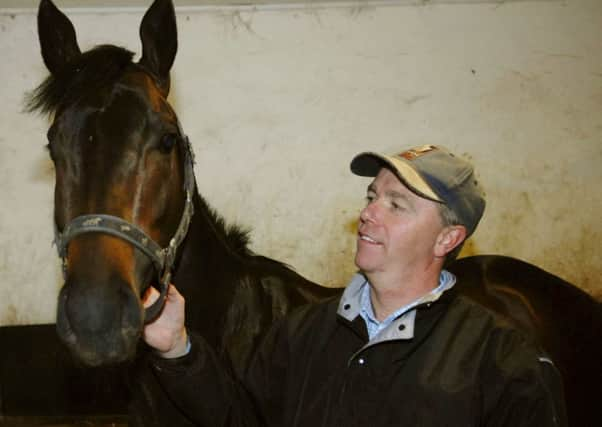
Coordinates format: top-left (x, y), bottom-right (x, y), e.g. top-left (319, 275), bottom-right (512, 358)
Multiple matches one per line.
top-left (53, 135), bottom-right (195, 323)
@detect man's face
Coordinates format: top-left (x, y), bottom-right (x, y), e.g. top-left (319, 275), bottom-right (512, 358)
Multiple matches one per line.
top-left (355, 168), bottom-right (446, 277)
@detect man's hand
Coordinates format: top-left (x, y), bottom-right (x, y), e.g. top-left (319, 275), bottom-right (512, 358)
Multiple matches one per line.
top-left (142, 284), bottom-right (189, 359)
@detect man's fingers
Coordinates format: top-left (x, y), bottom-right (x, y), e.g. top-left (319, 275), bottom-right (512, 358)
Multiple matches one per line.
top-left (142, 286), bottom-right (161, 308)
top-left (167, 283), bottom-right (181, 299)
top-left (142, 284), bottom-right (180, 308)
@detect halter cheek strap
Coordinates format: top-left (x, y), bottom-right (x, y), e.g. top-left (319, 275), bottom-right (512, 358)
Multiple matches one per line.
top-left (53, 136), bottom-right (195, 323)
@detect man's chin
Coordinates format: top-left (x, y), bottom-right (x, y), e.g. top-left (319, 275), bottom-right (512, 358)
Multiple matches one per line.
top-left (354, 255), bottom-right (378, 273)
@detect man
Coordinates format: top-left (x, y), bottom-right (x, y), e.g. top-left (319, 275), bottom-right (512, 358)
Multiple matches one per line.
top-left (143, 145), bottom-right (566, 426)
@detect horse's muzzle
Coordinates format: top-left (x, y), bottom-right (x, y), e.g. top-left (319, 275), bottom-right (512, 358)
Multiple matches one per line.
top-left (56, 277), bottom-right (142, 366)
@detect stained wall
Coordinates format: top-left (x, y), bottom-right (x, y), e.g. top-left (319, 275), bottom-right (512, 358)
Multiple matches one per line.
top-left (0, 0), bottom-right (600, 325)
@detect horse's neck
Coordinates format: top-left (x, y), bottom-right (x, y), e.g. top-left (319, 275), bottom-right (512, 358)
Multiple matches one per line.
top-left (172, 189), bottom-right (253, 342)
top-left (174, 189), bottom-right (246, 284)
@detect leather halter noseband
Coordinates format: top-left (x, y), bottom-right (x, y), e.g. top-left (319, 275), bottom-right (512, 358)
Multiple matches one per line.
top-left (53, 135), bottom-right (195, 323)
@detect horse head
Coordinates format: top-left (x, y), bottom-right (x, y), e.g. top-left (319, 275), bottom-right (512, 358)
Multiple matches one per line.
top-left (30, 0), bottom-right (191, 366)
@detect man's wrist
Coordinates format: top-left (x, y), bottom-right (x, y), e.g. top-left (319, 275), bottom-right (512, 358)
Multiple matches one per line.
top-left (156, 329), bottom-right (190, 359)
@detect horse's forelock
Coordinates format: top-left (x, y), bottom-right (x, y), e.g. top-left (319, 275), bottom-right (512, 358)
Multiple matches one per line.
top-left (26, 45), bottom-right (136, 115)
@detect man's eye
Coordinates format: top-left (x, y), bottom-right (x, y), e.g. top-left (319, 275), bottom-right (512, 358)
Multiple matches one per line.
top-left (390, 201), bottom-right (406, 212)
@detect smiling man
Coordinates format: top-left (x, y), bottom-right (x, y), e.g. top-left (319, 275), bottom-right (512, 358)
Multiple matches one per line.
top-left (143, 145), bottom-right (566, 427)
top-left (350, 146), bottom-right (481, 327)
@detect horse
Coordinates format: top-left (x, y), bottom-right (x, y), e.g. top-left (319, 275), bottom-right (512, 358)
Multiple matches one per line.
top-left (19, 0), bottom-right (600, 425)
top-left (27, 0), bottom-right (337, 425)
top-left (30, 0), bottom-right (337, 370)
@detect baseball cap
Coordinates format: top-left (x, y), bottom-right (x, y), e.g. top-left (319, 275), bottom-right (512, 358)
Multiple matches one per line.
top-left (350, 145), bottom-right (486, 237)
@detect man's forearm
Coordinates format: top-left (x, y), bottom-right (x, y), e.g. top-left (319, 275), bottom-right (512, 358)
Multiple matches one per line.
top-left (149, 332), bottom-right (265, 427)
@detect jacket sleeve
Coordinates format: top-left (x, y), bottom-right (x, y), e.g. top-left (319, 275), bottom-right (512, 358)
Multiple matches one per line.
top-left (483, 331), bottom-right (568, 427)
top-left (148, 322), bottom-right (291, 427)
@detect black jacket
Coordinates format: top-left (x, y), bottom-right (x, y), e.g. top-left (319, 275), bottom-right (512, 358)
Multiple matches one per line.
top-left (150, 283), bottom-right (567, 427)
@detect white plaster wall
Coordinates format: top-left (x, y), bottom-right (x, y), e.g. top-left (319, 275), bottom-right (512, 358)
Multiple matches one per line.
top-left (0, 0), bottom-right (600, 325)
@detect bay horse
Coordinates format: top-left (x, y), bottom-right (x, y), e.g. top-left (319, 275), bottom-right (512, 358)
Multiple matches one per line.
top-left (22, 0), bottom-right (600, 426)
top-left (27, 0), bottom-right (338, 425)
top-left (30, 0), bottom-right (336, 371)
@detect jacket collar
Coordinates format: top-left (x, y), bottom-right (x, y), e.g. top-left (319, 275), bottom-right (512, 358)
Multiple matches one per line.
top-left (336, 273), bottom-right (365, 321)
top-left (337, 272), bottom-right (455, 343)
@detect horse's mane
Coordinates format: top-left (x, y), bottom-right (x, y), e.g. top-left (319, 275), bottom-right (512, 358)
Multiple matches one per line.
top-left (26, 45), bottom-right (135, 115)
top-left (196, 193), bottom-right (255, 258)
top-left (202, 202), bottom-right (297, 274)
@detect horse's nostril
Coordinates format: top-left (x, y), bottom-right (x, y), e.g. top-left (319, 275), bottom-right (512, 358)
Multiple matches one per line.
top-left (62, 274), bottom-right (142, 337)
top-left (67, 288), bottom-right (116, 334)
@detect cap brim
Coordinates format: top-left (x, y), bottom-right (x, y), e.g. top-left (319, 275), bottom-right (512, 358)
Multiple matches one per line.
top-left (350, 152), bottom-right (442, 202)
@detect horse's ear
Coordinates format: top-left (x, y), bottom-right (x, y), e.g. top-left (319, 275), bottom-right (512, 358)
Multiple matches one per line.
top-left (138, 0), bottom-right (177, 94)
top-left (37, 0), bottom-right (81, 74)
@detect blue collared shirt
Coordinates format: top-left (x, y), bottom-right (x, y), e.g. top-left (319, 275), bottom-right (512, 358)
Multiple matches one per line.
top-left (359, 270), bottom-right (456, 340)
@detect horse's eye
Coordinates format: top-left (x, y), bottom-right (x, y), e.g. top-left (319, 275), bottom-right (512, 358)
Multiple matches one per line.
top-left (159, 133), bottom-right (178, 154)
top-left (46, 127), bottom-right (55, 142)
top-left (46, 126), bottom-right (57, 160)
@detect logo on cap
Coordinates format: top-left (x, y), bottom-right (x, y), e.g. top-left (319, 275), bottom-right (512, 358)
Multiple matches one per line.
top-left (398, 145), bottom-right (437, 161)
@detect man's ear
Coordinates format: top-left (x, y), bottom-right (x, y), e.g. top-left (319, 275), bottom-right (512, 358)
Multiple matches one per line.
top-left (435, 225), bottom-right (467, 258)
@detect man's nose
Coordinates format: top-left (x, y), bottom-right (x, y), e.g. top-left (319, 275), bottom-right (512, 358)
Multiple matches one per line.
top-left (360, 201), bottom-right (378, 224)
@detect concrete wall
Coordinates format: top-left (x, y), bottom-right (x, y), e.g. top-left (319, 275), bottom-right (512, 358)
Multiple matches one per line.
top-left (1, 0), bottom-right (600, 325)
